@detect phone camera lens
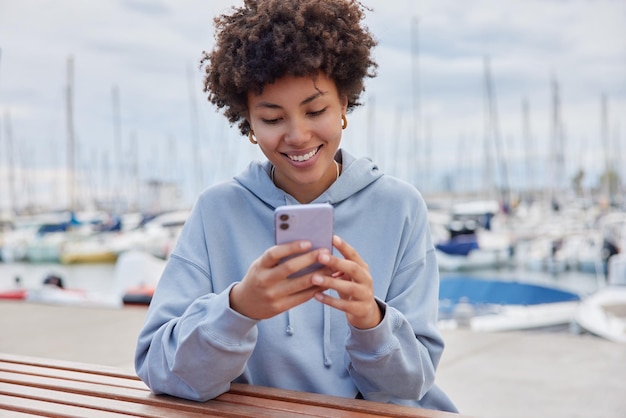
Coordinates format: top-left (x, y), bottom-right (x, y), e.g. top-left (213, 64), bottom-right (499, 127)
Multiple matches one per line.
top-left (280, 214), bottom-right (289, 221)
top-left (280, 223), bottom-right (289, 230)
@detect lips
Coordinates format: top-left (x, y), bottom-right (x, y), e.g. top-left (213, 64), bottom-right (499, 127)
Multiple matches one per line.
top-left (285, 145), bottom-right (321, 162)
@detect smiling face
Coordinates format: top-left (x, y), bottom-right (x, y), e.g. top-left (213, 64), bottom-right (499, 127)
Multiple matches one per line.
top-left (247, 72), bottom-right (348, 203)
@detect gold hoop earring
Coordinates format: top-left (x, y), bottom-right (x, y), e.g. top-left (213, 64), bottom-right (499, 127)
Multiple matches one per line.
top-left (341, 114), bottom-right (348, 130)
top-left (248, 130), bottom-right (258, 145)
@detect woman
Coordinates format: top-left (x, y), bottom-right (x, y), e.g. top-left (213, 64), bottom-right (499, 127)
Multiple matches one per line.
top-left (135, 0), bottom-right (457, 412)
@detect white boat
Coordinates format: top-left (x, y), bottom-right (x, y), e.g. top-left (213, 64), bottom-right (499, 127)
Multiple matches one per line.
top-left (435, 231), bottom-right (513, 271)
top-left (25, 285), bottom-right (120, 308)
top-left (0, 274), bottom-right (120, 308)
top-left (113, 250), bottom-right (166, 305)
top-left (430, 200), bottom-right (514, 271)
top-left (108, 210), bottom-right (189, 260)
top-left (574, 286), bottom-right (626, 343)
top-left (25, 232), bottom-right (66, 263)
top-left (59, 233), bottom-right (119, 264)
top-left (438, 276), bottom-right (581, 332)
top-left (574, 254), bottom-right (626, 343)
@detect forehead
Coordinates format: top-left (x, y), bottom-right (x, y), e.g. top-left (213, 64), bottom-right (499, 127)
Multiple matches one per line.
top-left (248, 72), bottom-right (338, 105)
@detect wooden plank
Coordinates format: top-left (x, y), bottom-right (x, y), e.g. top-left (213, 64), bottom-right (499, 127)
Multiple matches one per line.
top-left (0, 362), bottom-right (146, 390)
top-left (0, 354), bottom-right (139, 380)
top-left (0, 382), bottom-right (207, 418)
top-left (228, 383), bottom-right (459, 418)
top-left (0, 370), bottom-right (148, 399)
top-left (0, 394), bottom-right (135, 418)
top-left (0, 409), bottom-right (37, 418)
top-left (217, 392), bottom-right (376, 417)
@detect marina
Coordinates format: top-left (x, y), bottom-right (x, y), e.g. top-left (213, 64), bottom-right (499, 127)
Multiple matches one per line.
top-left (1, 197), bottom-right (624, 327)
top-left (1, 196), bottom-right (624, 418)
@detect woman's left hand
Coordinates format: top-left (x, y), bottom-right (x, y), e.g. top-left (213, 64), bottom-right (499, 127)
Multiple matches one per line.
top-left (311, 235), bottom-right (382, 329)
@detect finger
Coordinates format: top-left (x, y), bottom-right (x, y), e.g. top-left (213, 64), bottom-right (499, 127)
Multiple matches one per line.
top-left (276, 248), bottom-right (332, 279)
top-left (312, 273), bottom-right (366, 301)
top-left (317, 251), bottom-right (368, 285)
top-left (314, 290), bottom-right (382, 329)
top-left (263, 240), bottom-right (312, 267)
top-left (276, 282), bottom-right (326, 310)
top-left (332, 235), bottom-right (366, 266)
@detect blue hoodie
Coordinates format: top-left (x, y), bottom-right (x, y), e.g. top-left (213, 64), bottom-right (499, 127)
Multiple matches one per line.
top-left (135, 149), bottom-right (457, 412)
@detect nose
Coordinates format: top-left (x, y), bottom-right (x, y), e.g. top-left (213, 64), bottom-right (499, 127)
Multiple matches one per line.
top-left (284, 117), bottom-right (310, 145)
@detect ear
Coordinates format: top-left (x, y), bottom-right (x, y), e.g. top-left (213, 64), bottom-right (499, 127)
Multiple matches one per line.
top-left (340, 95), bottom-right (348, 114)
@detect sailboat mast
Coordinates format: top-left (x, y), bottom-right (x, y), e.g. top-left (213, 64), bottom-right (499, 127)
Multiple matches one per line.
top-left (410, 17), bottom-right (420, 186)
top-left (187, 65), bottom-right (202, 196)
top-left (600, 93), bottom-right (614, 202)
top-left (66, 55), bottom-right (76, 212)
top-left (522, 97), bottom-right (533, 198)
top-left (111, 85), bottom-right (123, 213)
top-left (3, 110), bottom-right (17, 213)
top-left (549, 75), bottom-right (565, 209)
top-left (366, 95), bottom-right (376, 161)
top-left (483, 56), bottom-right (510, 208)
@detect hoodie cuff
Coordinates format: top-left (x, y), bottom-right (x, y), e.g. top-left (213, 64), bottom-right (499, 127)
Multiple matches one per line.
top-left (346, 298), bottom-right (397, 353)
top-left (198, 282), bottom-right (260, 346)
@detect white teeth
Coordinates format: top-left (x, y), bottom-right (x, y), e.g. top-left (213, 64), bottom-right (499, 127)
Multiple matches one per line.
top-left (288, 148), bottom-right (318, 162)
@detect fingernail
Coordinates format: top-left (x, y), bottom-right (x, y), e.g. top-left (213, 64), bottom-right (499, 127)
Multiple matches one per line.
top-left (319, 253), bottom-right (330, 263)
top-left (312, 275), bottom-right (323, 285)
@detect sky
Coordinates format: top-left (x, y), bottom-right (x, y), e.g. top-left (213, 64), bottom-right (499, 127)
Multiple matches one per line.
top-left (0, 0), bottom-right (625, 212)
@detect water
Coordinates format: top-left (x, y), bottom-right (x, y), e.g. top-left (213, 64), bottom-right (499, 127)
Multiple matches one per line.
top-left (440, 266), bottom-right (604, 297)
top-left (0, 258), bottom-right (604, 303)
top-left (0, 262), bottom-right (117, 296)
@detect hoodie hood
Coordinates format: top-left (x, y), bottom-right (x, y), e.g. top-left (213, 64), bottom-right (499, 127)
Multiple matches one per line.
top-left (233, 149), bottom-right (384, 209)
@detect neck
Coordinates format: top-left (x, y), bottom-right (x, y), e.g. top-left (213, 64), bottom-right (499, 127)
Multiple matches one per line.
top-left (271, 160), bottom-right (341, 203)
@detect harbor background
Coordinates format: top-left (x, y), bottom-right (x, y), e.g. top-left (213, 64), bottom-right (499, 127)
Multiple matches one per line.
top-left (1, 1), bottom-right (625, 417)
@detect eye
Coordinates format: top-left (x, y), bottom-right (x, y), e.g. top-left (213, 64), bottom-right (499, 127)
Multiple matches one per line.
top-left (261, 117), bottom-right (281, 124)
top-left (308, 107), bottom-right (327, 117)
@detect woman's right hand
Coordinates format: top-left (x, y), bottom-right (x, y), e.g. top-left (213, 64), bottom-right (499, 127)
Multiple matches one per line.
top-left (228, 240), bottom-right (331, 319)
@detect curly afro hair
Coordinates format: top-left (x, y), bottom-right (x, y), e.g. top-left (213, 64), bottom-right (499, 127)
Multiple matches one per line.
top-left (201, 0), bottom-right (378, 136)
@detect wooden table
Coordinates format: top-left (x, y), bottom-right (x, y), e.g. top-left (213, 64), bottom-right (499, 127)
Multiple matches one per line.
top-left (0, 353), bottom-right (464, 417)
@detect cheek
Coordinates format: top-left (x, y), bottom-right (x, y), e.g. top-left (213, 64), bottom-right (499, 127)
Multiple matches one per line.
top-left (320, 122), bottom-right (343, 143)
top-left (254, 127), bottom-right (281, 147)
top-left (314, 114), bottom-right (343, 142)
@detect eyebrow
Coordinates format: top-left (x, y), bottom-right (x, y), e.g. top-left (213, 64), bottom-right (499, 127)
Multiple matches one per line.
top-left (254, 91), bottom-right (325, 109)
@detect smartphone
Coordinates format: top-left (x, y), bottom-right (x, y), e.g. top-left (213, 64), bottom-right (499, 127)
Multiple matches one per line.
top-left (274, 203), bottom-right (334, 278)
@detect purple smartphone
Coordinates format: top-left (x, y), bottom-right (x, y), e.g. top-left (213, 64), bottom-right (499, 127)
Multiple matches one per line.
top-left (274, 203), bottom-right (334, 278)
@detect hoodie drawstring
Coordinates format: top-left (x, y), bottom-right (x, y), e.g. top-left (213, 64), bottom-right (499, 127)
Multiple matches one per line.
top-left (323, 302), bottom-right (332, 367)
top-left (285, 293), bottom-right (333, 367)
top-left (286, 310), bottom-right (294, 336)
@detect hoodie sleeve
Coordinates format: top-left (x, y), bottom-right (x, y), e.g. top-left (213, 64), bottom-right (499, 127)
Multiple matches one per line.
top-left (344, 249), bottom-right (445, 404)
top-left (342, 191), bottom-right (454, 410)
top-left (134, 201), bottom-right (260, 402)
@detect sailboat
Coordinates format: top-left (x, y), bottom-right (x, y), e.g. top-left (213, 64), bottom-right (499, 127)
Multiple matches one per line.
top-left (432, 57), bottom-right (514, 271)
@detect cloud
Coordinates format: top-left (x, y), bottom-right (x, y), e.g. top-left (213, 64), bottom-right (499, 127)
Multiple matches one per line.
top-left (0, 0), bottom-right (624, 209)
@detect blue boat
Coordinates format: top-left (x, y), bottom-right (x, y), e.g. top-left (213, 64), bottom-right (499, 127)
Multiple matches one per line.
top-left (438, 276), bottom-right (581, 332)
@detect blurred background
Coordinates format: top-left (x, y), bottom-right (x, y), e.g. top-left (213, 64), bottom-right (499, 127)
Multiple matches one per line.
top-left (0, 1), bottom-right (625, 417)
top-left (1, 0), bottom-right (624, 212)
